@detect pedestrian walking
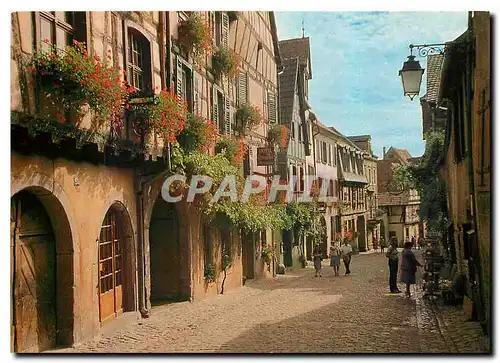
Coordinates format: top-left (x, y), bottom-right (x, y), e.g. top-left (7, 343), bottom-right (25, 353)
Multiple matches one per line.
top-left (401, 241), bottom-right (422, 298)
top-left (380, 237), bottom-right (386, 254)
top-left (313, 244), bottom-right (323, 277)
top-left (329, 241), bottom-right (341, 276)
top-left (340, 240), bottom-right (353, 275)
top-left (411, 236), bottom-right (416, 249)
top-left (386, 236), bottom-right (401, 293)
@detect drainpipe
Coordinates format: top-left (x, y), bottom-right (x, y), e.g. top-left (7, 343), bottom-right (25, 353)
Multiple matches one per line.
top-left (135, 176), bottom-right (150, 318)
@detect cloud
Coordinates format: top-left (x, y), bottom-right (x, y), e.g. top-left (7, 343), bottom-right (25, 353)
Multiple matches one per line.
top-left (276, 11), bottom-right (467, 156)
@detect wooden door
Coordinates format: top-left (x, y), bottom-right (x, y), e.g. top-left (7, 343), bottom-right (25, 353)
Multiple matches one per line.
top-left (12, 194), bottom-right (56, 353)
top-left (98, 210), bottom-right (123, 324)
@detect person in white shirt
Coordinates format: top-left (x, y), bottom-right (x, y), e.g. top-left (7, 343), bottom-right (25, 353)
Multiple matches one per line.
top-left (329, 241), bottom-right (341, 276)
top-left (340, 240), bottom-right (353, 275)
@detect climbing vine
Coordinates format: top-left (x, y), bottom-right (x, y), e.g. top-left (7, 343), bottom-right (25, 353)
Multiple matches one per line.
top-left (392, 131), bottom-right (449, 233)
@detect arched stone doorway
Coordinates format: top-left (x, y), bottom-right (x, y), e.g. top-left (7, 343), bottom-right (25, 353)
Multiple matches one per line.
top-left (357, 215), bottom-right (367, 252)
top-left (148, 196), bottom-right (185, 303)
top-left (97, 203), bottom-right (135, 324)
top-left (11, 189), bottom-right (74, 352)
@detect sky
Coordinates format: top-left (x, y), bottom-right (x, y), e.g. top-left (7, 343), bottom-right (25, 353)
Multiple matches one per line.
top-left (275, 12), bottom-right (468, 158)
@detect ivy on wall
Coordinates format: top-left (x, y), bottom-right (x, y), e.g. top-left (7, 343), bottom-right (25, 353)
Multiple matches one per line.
top-left (392, 131), bottom-right (449, 233)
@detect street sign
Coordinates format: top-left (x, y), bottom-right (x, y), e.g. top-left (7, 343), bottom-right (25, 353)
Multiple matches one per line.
top-left (257, 147), bottom-right (275, 166)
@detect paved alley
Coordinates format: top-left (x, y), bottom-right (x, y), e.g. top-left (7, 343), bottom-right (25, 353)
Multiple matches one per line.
top-left (54, 252), bottom-right (490, 354)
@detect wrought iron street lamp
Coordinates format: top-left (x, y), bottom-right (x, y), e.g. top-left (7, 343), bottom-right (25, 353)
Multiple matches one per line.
top-left (398, 52), bottom-right (425, 100)
top-left (399, 43), bottom-right (450, 100)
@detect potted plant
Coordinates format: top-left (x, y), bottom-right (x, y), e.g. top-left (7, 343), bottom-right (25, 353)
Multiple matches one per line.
top-left (267, 124), bottom-right (289, 150)
top-left (177, 13), bottom-right (212, 56)
top-left (235, 104), bottom-right (262, 135)
top-left (212, 47), bottom-right (240, 79)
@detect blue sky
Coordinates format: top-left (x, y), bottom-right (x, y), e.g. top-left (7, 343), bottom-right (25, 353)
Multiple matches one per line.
top-left (276, 12), bottom-right (468, 157)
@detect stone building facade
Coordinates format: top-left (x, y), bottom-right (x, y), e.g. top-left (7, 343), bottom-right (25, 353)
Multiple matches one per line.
top-left (10, 10), bottom-right (281, 352)
top-left (435, 11), bottom-right (491, 335)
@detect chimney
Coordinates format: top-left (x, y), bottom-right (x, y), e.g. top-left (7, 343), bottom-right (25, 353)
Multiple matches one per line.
top-left (383, 147), bottom-right (386, 159)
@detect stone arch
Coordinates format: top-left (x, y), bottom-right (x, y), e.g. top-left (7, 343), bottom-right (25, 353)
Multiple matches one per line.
top-left (96, 200), bottom-right (136, 323)
top-left (11, 184), bottom-right (76, 352)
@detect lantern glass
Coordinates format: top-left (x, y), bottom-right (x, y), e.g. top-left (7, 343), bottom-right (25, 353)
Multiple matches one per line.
top-left (399, 55), bottom-right (425, 100)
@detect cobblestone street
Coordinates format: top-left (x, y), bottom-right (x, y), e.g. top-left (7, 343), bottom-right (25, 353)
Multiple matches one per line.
top-left (55, 252), bottom-right (490, 354)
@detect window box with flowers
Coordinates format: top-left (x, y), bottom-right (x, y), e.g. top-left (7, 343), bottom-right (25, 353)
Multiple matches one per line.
top-left (177, 113), bottom-right (219, 153)
top-left (235, 104), bottom-right (263, 135)
top-left (177, 13), bottom-right (212, 57)
top-left (212, 47), bottom-right (240, 79)
top-left (125, 88), bottom-right (188, 145)
top-left (29, 40), bottom-right (128, 128)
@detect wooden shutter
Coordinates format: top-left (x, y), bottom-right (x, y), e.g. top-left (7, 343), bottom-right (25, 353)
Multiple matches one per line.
top-left (212, 85), bottom-right (218, 128)
top-left (211, 12), bottom-right (216, 47)
top-left (176, 56), bottom-right (184, 104)
top-left (222, 12), bottom-right (229, 49)
top-left (237, 72), bottom-right (248, 106)
top-left (224, 94), bottom-right (231, 135)
top-left (267, 91), bottom-right (276, 123)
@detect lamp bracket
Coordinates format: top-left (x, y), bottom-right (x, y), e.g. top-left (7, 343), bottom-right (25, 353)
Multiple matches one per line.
top-left (409, 43), bottom-right (448, 57)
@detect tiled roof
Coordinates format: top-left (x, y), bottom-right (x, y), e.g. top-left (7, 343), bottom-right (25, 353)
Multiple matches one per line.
top-left (347, 135), bottom-right (371, 142)
top-left (278, 37), bottom-right (312, 78)
top-left (395, 148), bottom-right (412, 162)
top-left (278, 57), bottom-right (299, 124)
top-left (426, 54), bottom-right (445, 104)
top-left (385, 147), bottom-right (412, 164)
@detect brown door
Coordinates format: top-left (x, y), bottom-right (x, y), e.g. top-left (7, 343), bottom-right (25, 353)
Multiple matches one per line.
top-left (12, 193), bottom-right (57, 353)
top-left (98, 209), bottom-right (124, 324)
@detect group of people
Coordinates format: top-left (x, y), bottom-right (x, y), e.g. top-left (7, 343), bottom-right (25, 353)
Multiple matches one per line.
top-left (385, 236), bottom-right (422, 298)
top-left (312, 240), bottom-right (353, 277)
top-left (311, 236), bottom-right (422, 299)
top-left (379, 235), bottom-right (424, 253)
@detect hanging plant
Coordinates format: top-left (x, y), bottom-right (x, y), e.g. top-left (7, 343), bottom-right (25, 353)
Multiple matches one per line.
top-left (227, 11), bottom-right (240, 22)
top-left (267, 124), bottom-right (289, 150)
top-left (149, 89), bottom-right (189, 143)
top-left (215, 136), bottom-right (248, 165)
top-left (125, 89), bottom-right (156, 140)
top-left (177, 113), bottom-right (219, 153)
top-left (177, 13), bottom-right (212, 56)
top-left (235, 104), bottom-right (263, 135)
top-left (29, 40), bottom-right (129, 125)
top-left (212, 47), bottom-right (240, 78)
